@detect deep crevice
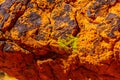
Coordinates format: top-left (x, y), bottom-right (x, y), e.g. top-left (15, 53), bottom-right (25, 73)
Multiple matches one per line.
top-left (74, 10), bottom-right (80, 37)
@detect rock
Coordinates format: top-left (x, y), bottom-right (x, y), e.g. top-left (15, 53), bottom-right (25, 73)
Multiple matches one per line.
top-left (0, 0), bottom-right (120, 80)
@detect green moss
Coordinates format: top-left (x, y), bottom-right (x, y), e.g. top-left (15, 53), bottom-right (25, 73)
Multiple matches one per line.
top-left (58, 35), bottom-right (78, 53)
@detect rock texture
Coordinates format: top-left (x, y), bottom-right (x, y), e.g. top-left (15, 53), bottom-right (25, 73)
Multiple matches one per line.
top-left (0, 0), bottom-right (120, 80)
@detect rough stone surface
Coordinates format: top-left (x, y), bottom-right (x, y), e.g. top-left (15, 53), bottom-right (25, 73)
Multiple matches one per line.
top-left (0, 0), bottom-right (120, 80)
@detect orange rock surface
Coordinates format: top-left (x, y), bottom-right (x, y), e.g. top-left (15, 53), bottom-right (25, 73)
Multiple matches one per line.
top-left (0, 0), bottom-right (120, 80)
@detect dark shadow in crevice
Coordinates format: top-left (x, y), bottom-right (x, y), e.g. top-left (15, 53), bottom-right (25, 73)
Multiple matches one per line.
top-left (74, 11), bottom-right (80, 37)
top-left (34, 51), bottom-right (70, 61)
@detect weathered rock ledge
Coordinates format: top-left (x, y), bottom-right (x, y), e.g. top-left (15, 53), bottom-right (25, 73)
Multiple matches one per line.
top-left (0, 0), bottom-right (120, 80)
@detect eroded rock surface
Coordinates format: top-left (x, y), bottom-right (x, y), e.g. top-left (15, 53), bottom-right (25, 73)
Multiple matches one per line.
top-left (0, 0), bottom-right (120, 80)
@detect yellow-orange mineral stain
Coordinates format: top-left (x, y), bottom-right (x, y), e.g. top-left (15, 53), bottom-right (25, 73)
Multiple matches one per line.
top-left (0, 0), bottom-right (5, 5)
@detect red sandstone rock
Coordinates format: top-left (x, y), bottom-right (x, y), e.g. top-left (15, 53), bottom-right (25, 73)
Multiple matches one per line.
top-left (0, 0), bottom-right (120, 80)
